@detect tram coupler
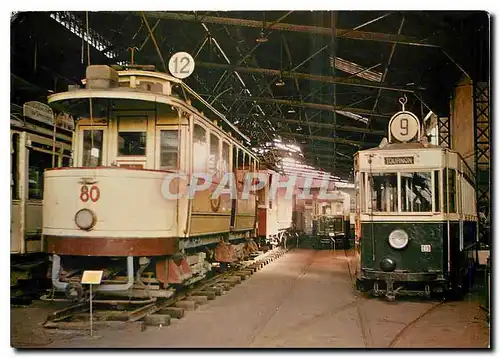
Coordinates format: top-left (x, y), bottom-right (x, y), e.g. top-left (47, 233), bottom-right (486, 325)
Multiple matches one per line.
top-left (385, 279), bottom-right (396, 301)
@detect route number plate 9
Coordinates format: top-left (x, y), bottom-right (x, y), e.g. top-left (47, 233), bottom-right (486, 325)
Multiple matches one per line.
top-left (421, 245), bottom-right (431, 253)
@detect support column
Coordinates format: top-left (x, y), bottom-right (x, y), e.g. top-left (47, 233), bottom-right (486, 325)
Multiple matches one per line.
top-left (473, 82), bottom-right (490, 246)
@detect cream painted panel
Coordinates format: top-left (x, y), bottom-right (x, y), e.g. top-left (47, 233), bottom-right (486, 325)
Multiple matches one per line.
top-left (43, 168), bottom-right (177, 238)
top-left (25, 201), bottom-right (43, 236)
top-left (11, 202), bottom-right (21, 253)
top-left (188, 214), bottom-right (231, 236)
top-left (234, 215), bottom-right (255, 231)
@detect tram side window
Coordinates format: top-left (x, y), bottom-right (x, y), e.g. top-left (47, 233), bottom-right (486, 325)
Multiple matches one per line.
top-left (209, 133), bottom-right (220, 176)
top-left (83, 130), bottom-right (104, 167)
top-left (447, 169), bottom-right (457, 213)
top-left (160, 130), bottom-right (178, 170)
top-left (237, 149), bottom-right (244, 174)
top-left (118, 132), bottom-right (147, 156)
top-left (434, 170), bottom-right (441, 212)
top-left (28, 150), bottom-right (53, 199)
top-left (193, 124), bottom-right (207, 172)
top-left (401, 172), bottom-right (432, 212)
top-left (368, 173), bottom-right (397, 212)
top-left (11, 134), bottom-right (19, 200)
top-left (221, 142), bottom-right (230, 174)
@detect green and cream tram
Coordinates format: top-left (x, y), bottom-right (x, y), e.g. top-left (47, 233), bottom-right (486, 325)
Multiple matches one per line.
top-left (354, 100), bottom-right (477, 300)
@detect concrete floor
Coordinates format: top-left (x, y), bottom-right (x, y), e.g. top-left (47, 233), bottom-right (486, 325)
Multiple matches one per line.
top-left (11, 249), bottom-right (490, 348)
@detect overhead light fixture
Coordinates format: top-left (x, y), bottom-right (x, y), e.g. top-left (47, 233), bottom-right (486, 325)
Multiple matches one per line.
top-left (275, 77), bottom-right (285, 87)
top-left (256, 31), bottom-right (268, 43)
top-left (287, 108), bottom-right (295, 114)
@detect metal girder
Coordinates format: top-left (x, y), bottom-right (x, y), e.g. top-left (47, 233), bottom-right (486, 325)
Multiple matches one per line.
top-left (437, 116), bottom-right (451, 148)
top-left (139, 12), bottom-right (439, 48)
top-left (243, 116), bottom-right (386, 135)
top-left (303, 152), bottom-right (353, 163)
top-left (277, 132), bottom-right (377, 147)
top-left (473, 82), bottom-right (490, 223)
top-left (196, 61), bottom-right (414, 92)
top-left (208, 95), bottom-right (392, 118)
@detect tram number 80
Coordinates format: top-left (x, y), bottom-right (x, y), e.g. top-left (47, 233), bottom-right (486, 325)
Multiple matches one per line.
top-left (80, 185), bottom-right (100, 202)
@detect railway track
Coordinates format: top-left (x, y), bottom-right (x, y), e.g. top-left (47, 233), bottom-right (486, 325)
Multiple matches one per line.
top-left (42, 246), bottom-right (288, 332)
top-left (342, 248), bottom-right (447, 348)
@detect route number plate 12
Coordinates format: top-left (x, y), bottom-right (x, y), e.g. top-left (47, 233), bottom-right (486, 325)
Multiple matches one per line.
top-left (421, 245), bottom-right (431, 253)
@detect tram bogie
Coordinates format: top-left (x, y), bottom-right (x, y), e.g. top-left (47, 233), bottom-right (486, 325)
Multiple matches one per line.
top-left (354, 99), bottom-right (478, 301)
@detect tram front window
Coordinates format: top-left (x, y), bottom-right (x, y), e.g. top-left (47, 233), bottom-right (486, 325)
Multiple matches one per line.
top-left (83, 130), bottom-right (103, 167)
top-left (401, 172), bottom-right (432, 212)
top-left (118, 132), bottom-right (147, 156)
top-left (368, 173), bottom-right (397, 212)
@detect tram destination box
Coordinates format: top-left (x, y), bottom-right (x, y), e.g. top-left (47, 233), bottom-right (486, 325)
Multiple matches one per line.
top-left (86, 65), bottom-right (119, 89)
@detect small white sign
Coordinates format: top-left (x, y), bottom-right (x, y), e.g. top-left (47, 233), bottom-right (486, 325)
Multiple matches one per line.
top-left (421, 244), bottom-right (431, 253)
top-left (389, 112), bottom-right (419, 142)
top-left (91, 148), bottom-right (100, 158)
top-left (168, 52), bottom-right (195, 79)
top-left (81, 270), bottom-right (103, 285)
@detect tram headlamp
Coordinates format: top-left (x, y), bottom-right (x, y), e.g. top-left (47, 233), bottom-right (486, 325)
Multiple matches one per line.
top-left (388, 229), bottom-right (409, 249)
top-left (74, 209), bottom-right (96, 230)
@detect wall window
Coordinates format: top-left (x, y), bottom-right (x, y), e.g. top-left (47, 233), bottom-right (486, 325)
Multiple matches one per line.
top-left (368, 173), bottom-right (397, 212)
top-left (401, 172), bottom-right (432, 212)
top-left (193, 124), bottom-right (207, 172)
top-left (160, 130), bottom-right (178, 170)
top-left (118, 132), bottom-right (147, 156)
top-left (28, 150), bottom-right (53, 199)
top-left (83, 130), bottom-right (103, 167)
top-left (209, 133), bottom-right (220, 176)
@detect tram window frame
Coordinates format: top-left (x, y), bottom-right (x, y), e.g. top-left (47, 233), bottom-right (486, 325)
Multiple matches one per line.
top-left (434, 170), bottom-right (441, 212)
top-left (446, 169), bottom-right (457, 213)
top-left (117, 116), bottom-right (147, 157)
top-left (159, 130), bottom-right (179, 171)
top-left (82, 129), bottom-right (104, 167)
top-left (11, 133), bottom-right (19, 200)
top-left (236, 149), bottom-right (244, 184)
top-left (400, 172), bottom-right (433, 213)
top-left (209, 133), bottom-right (220, 177)
top-left (28, 148), bottom-right (55, 200)
top-left (117, 132), bottom-right (147, 156)
top-left (221, 141), bottom-right (230, 174)
top-left (367, 173), bottom-right (398, 213)
top-left (193, 123), bottom-right (208, 172)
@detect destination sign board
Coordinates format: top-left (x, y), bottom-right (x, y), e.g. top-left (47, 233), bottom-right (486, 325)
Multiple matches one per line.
top-left (23, 101), bottom-right (54, 126)
top-left (384, 156), bottom-right (414, 165)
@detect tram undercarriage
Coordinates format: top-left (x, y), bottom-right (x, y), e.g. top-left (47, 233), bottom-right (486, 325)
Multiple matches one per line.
top-left (44, 237), bottom-right (261, 303)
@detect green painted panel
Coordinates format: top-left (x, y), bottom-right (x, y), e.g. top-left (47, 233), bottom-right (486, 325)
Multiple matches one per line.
top-left (360, 222), bottom-right (444, 272)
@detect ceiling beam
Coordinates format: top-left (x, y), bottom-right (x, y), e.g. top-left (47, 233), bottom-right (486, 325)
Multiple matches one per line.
top-left (278, 131), bottom-right (378, 147)
top-left (205, 95), bottom-right (393, 118)
top-left (196, 61), bottom-right (415, 93)
top-left (237, 116), bottom-right (386, 135)
top-left (303, 152), bottom-right (354, 163)
top-left (139, 12), bottom-right (439, 48)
